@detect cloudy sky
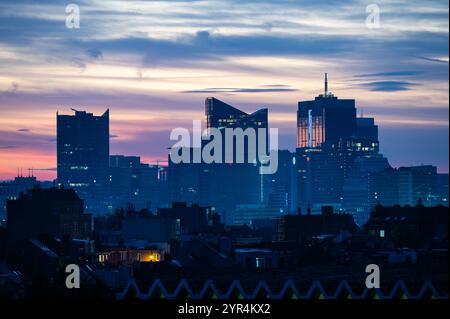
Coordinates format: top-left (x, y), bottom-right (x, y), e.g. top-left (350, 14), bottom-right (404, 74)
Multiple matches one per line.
top-left (0, 0), bottom-right (448, 180)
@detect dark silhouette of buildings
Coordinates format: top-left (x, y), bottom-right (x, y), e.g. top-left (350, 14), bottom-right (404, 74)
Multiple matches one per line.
top-left (364, 204), bottom-right (448, 249)
top-left (0, 174), bottom-right (39, 220)
top-left (0, 76), bottom-right (448, 299)
top-left (158, 202), bottom-right (212, 235)
top-left (7, 186), bottom-right (92, 240)
top-left (93, 208), bottom-right (177, 255)
top-left (276, 206), bottom-right (357, 244)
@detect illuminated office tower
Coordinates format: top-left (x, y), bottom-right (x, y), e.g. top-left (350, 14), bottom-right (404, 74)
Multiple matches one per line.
top-left (295, 75), bottom-right (388, 217)
top-left (297, 73), bottom-right (356, 149)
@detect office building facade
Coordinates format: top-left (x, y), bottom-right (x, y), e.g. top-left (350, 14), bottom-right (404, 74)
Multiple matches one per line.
top-left (57, 109), bottom-right (109, 198)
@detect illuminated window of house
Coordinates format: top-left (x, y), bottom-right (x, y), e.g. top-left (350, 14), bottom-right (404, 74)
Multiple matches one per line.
top-left (140, 252), bottom-right (161, 262)
top-left (98, 254), bottom-right (108, 263)
top-left (380, 230), bottom-right (385, 238)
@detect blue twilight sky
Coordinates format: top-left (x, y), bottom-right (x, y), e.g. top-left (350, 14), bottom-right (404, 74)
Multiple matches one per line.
top-left (0, 0), bottom-right (448, 179)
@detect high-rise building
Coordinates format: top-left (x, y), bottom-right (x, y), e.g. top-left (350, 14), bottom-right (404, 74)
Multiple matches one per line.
top-left (205, 98), bottom-right (269, 223)
top-left (168, 147), bottom-right (201, 205)
top-left (355, 117), bottom-right (379, 153)
top-left (342, 155), bottom-right (390, 226)
top-left (368, 168), bottom-right (400, 207)
top-left (169, 98), bottom-right (269, 224)
top-left (296, 75), bottom-right (354, 213)
top-left (368, 165), bottom-right (439, 209)
top-left (398, 165), bottom-right (438, 206)
top-left (109, 155), bottom-right (164, 211)
top-left (297, 73), bottom-right (356, 149)
top-left (267, 150), bottom-right (296, 213)
top-left (57, 109), bottom-right (109, 196)
top-left (436, 173), bottom-right (449, 205)
top-left (295, 74), bottom-right (389, 221)
top-left (206, 97), bottom-right (268, 132)
top-left (57, 109), bottom-right (109, 214)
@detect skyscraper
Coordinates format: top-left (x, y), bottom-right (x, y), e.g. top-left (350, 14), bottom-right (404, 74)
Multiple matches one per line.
top-left (57, 109), bottom-right (109, 201)
top-left (169, 98), bottom-right (269, 224)
top-left (206, 97), bottom-right (268, 132)
top-left (109, 155), bottom-right (165, 211)
top-left (203, 98), bottom-right (269, 223)
top-left (297, 73), bottom-right (356, 148)
top-left (267, 150), bottom-right (296, 213)
top-left (296, 75), bottom-right (389, 221)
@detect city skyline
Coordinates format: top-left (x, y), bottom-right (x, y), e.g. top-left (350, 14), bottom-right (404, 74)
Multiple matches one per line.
top-left (0, 80), bottom-right (448, 181)
top-left (0, 0), bottom-right (448, 180)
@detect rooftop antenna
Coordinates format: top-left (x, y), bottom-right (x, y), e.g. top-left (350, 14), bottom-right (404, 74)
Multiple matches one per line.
top-left (324, 73), bottom-right (328, 97)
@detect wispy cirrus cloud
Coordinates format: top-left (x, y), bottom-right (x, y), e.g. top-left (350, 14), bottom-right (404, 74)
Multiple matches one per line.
top-left (359, 81), bottom-right (418, 92)
top-left (182, 85), bottom-right (298, 93)
top-left (416, 56), bottom-right (449, 64)
top-left (353, 71), bottom-right (422, 78)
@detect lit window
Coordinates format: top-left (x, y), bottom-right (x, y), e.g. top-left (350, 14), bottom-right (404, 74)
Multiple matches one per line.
top-left (140, 252), bottom-right (161, 262)
top-left (256, 257), bottom-right (264, 268)
top-left (380, 230), bottom-right (385, 238)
